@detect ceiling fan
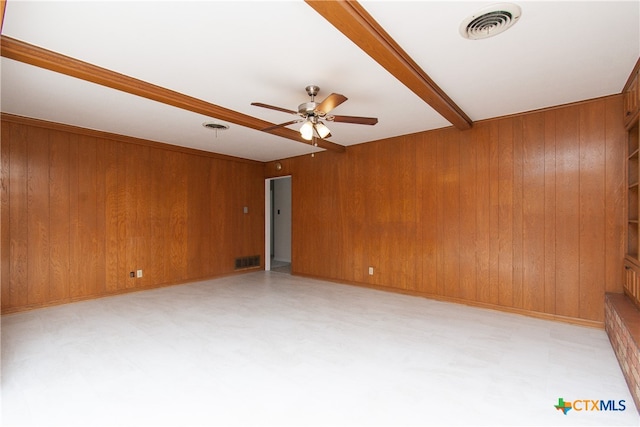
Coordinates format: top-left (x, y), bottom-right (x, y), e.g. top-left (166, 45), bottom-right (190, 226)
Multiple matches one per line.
top-left (251, 85), bottom-right (378, 142)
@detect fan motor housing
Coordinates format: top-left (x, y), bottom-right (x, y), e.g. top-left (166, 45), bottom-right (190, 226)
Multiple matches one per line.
top-left (298, 102), bottom-right (320, 116)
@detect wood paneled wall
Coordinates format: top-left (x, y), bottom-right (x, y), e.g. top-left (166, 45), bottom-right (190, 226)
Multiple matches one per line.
top-left (267, 95), bottom-right (626, 324)
top-left (1, 95), bottom-right (627, 322)
top-left (1, 115), bottom-right (264, 313)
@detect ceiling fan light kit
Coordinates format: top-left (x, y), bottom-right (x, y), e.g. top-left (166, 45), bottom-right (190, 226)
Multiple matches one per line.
top-left (252, 85), bottom-right (378, 143)
top-left (315, 122), bottom-right (331, 139)
top-left (300, 120), bottom-right (314, 140)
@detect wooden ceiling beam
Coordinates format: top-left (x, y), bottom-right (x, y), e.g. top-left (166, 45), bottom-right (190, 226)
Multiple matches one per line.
top-left (0, 1), bottom-right (6, 34)
top-left (0, 35), bottom-right (345, 153)
top-left (306, 0), bottom-right (472, 131)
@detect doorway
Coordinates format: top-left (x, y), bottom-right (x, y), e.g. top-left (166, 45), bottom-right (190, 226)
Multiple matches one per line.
top-left (265, 176), bottom-right (291, 273)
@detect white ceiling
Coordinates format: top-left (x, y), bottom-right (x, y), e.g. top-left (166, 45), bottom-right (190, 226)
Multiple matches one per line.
top-left (1, 0), bottom-right (639, 162)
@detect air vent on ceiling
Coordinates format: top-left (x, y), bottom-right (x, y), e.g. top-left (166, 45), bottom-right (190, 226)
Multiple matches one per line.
top-left (459, 3), bottom-right (521, 40)
top-left (202, 121), bottom-right (230, 137)
top-left (203, 122), bottom-right (229, 130)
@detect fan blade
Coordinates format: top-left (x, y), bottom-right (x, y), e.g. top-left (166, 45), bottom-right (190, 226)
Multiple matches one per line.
top-left (251, 102), bottom-right (297, 115)
top-left (260, 119), bottom-right (302, 132)
top-left (329, 115), bottom-right (378, 125)
top-left (315, 93), bottom-right (348, 115)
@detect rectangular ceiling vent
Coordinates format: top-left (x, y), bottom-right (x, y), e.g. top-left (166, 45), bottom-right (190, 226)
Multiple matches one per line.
top-left (235, 255), bottom-right (260, 270)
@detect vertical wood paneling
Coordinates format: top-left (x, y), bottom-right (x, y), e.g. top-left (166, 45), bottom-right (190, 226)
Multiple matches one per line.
top-left (242, 163), bottom-right (258, 256)
top-left (487, 121), bottom-right (501, 305)
top-left (522, 112), bottom-right (545, 313)
top-left (230, 161), bottom-right (243, 266)
top-left (115, 141), bottom-right (128, 290)
top-left (49, 130), bottom-right (70, 302)
top-left (247, 164), bottom-right (265, 262)
top-left (133, 144), bottom-right (149, 286)
top-left (475, 124), bottom-right (491, 303)
top-left (0, 95), bottom-right (626, 321)
top-left (435, 132), bottom-right (446, 295)
top-left (1, 124), bottom-right (11, 310)
top-left (555, 105), bottom-right (581, 318)
top-left (394, 137), bottom-right (417, 290)
top-left (187, 155), bottom-right (211, 279)
top-left (95, 138), bottom-right (107, 294)
top-left (443, 130), bottom-right (461, 298)
top-left (349, 148), bottom-right (368, 283)
top-left (104, 139), bottom-right (119, 292)
top-left (147, 148), bottom-right (165, 284)
top-left (405, 137), bottom-right (419, 290)
top-left (68, 134), bottom-right (81, 297)
top-left (174, 154), bottom-right (189, 280)
top-left (544, 110), bottom-right (557, 314)
top-left (459, 129), bottom-right (477, 300)
top-left (78, 136), bottom-right (98, 296)
top-left (27, 126), bottom-right (50, 305)
top-left (234, 163), bottom-right (248, 257)
top-left (292, 100), bottom-right (621, 320)
top-left (234, 162), bottom-right (247, 257)
top-left (209, 158), bottom-right (227, 275)
top-left (604, 96), bottom-right (625, 293)
top-left (167, 151), bottom-right (188, 282)
top-left (311, 157), bottom-right (331, 277)
top-left (378, 137), bottom-right (416, 290)
top-left (498, 119), bottom-right (514, 307)
top-left (296, 155), bottom-right (326, 277)
top-left (283, 96), bottom-right (623, 324)
top-left (333, 151), bottom-right (350, 281)
top-left (9, 123), bottom-right (29, 307)
top-left (418, 133), bottom-right (438, 294)
top-left (326, 153), bottom-right (347, 280)
top-left (579, 101), bottom-right (606, 321)
top-left (512, 117), bottom-right (524, 309)
top-left (123, 143), bottom-right (139, 288)
top-left (130, 143), bottom-right (145, 287)
top-left (2, 117), bottom-right (264, 313)
top-left (366, 141), bottom-right (385, 286)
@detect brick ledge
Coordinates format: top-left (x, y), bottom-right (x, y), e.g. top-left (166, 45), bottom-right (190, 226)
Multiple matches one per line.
top-left (606, 293), bottom-right (640, 349)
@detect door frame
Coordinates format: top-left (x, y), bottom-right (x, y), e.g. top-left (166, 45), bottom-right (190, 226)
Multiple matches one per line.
top-left (264, 175), bottom-right (291, 271)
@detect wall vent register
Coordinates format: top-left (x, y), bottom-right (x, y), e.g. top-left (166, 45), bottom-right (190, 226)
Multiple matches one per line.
top-left (235, 255), bottom-right (260, 270)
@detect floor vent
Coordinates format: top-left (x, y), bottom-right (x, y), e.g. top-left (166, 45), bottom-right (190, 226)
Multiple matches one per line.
top-left (235, 255), bottom-right (260, 270)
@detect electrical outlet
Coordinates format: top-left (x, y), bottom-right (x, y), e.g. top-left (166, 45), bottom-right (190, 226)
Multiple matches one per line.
top-left (368, 267), bottom-right (374, 275)
top-left (129, 271), bottom-right (135, 278)
top-left (136, 269), bottom-right (143, 278)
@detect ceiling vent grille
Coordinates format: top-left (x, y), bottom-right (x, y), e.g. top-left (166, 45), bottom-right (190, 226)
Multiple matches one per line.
top-left (202, 121), bottom-right (230, 138)
top-left (202, 122), bottom-right (229, 131)
top-left (460, 3), bottom-right (521, 40)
